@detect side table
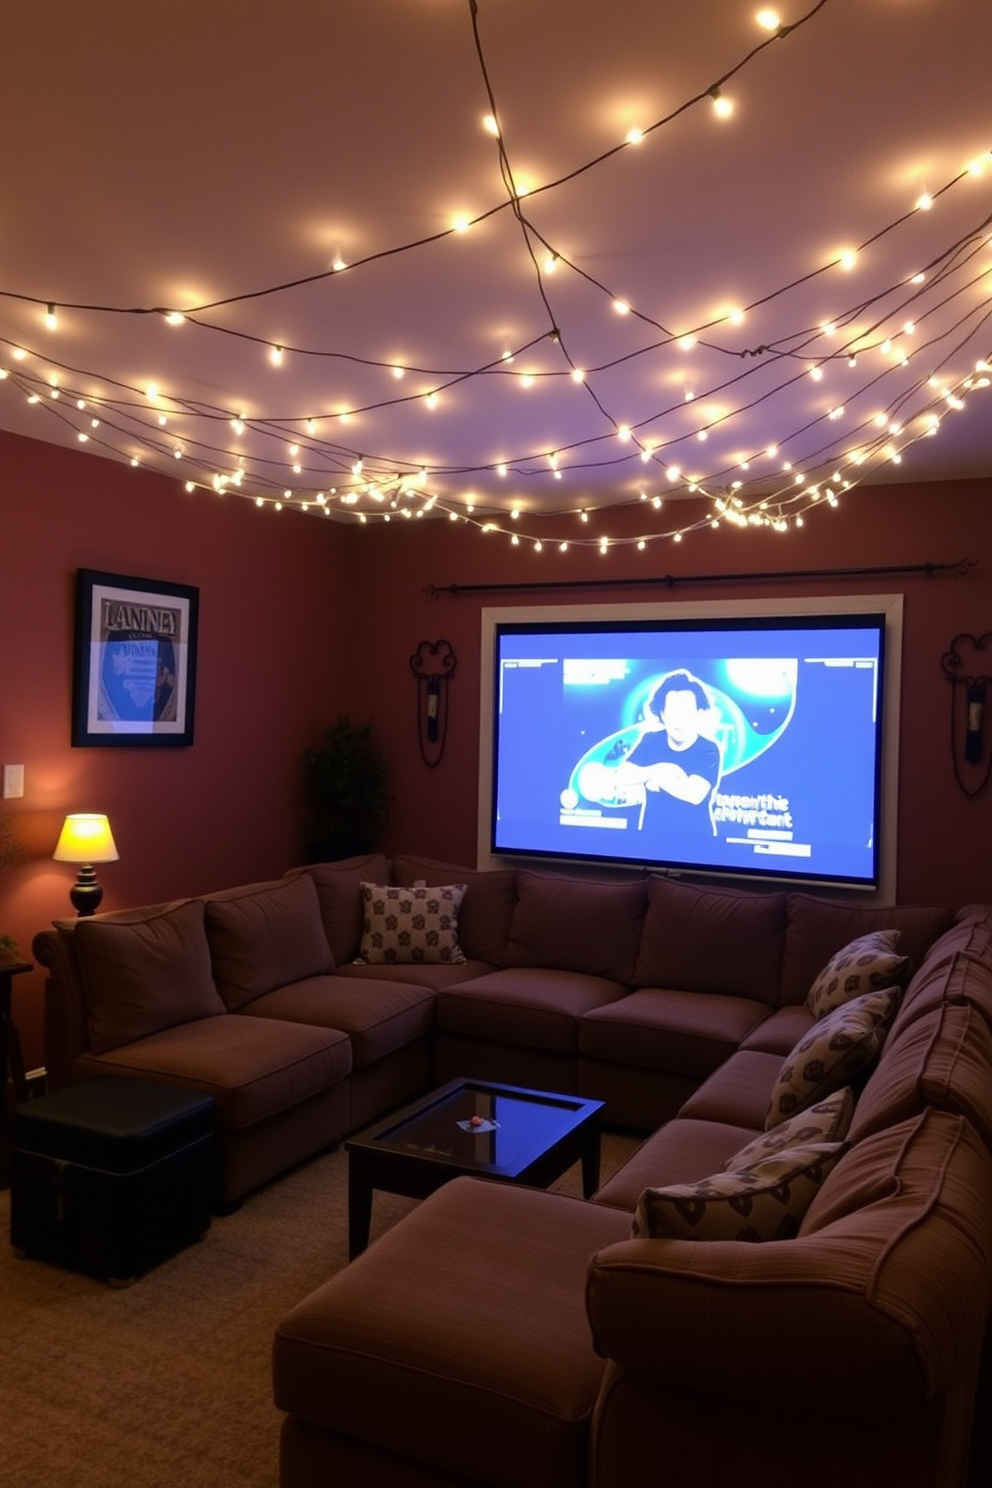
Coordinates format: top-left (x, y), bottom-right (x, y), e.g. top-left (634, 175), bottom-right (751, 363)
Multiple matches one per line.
top-left (1, 959), bottom-right (33, 1188)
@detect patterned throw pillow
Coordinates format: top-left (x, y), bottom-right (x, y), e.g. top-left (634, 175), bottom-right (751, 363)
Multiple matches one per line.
top-left (805, 929), bottom-right (909, 1020)
top-left (356, 881), bottom-right (466, 965)
top-left (633, 1142), bottom-right (847, 1242)
top-left (722, 1087), bottom-right (854, 1170)
top-left (765, 986), bottom-right (900, 1130)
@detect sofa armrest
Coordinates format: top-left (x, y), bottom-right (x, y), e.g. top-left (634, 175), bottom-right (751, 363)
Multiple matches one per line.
top-left (587, 1234), bottom-right (929, 1415)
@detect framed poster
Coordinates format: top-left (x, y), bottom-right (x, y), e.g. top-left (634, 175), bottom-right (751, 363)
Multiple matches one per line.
top-left (71, 569), bottom-right (199, 746)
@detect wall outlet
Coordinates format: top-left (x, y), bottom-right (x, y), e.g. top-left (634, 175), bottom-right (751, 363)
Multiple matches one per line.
top-left (3, 764), bottom-right (24, 798)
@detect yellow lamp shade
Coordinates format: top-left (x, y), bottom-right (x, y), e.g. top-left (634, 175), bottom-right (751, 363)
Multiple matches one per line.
top-left (54, 813), bottom-right (120, 865)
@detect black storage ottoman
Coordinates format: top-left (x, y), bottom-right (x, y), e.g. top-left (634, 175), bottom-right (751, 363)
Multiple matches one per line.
top-left (10, 1075), bottom-right (215, 1285)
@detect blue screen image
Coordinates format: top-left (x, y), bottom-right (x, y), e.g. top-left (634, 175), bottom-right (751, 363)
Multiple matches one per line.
top-left (492, 615), bottom-right (885, 889)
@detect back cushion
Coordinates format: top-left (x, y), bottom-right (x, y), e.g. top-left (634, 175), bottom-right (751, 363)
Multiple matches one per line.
top-left (287, 852), bottom-right (390, 964)
top-left (633, 875), bottom-right (786, 1004)
top-left (391, 855), bottom-right (517, 965)
top-left (780, 895), bottom-right (953, 1006)
top-left (501, 870), bottom-right (646, 983)
top-left (205, 874), bottom-right (334, 1009)
top-left (73, 898), bottom-right (225, 1054)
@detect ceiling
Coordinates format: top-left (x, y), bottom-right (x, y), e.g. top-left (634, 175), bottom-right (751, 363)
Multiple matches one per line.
top-left (2, 0), bottom-right (990, 540)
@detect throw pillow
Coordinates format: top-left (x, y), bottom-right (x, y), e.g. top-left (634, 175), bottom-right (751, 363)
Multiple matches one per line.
top-left (765, 985), bottom-right (901, 1129)
top-left (722, 1087), bottom-right (854, 1170)
top-left (357, 881), bottom-right (466, 965)
top-left (805, 929), bottom-right (909, 1020)
top-left (633, 1141), bottom-right (848, 1242)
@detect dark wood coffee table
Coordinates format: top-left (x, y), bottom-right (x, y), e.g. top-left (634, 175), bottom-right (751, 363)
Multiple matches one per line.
top-left (344, 1078), bottom-right (603, 1258)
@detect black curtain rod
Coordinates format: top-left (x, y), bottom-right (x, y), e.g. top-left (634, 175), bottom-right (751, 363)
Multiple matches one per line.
top-left (427, 558), bottom-right (975, 598)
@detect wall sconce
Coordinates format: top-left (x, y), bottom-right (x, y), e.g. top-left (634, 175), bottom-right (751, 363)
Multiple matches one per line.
top-left (53, 813), bottom-right (120, 916)
top-left (941, 631), bottom-right (992, 799)
top-left (409, 639), bottom-right (457, 767)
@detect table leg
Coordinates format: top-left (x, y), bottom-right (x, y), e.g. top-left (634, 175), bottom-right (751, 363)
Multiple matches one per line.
top-left (581, 1125), bottom-right (601, 1199)
top-left (347, 1150), bottom-right (374, 1259)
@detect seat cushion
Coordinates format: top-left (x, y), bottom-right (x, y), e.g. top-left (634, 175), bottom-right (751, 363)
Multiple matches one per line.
top-left (240, 975), bottom-right (435, 1068)
top-left (437, 969), bottom-right (628, 1055)
top-left (579, 988), bottom-right (770, 1081)
top-left (274, 1177), bottom-right (632, 1488)
top-left (677, 1049), bottom-right (785, 1129)
top-left (73, 1014), bottom-right (351, 1131)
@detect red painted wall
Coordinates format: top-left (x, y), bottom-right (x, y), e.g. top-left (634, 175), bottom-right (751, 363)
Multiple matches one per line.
top-left (344, 482), bottom-right (992, 910)
top-left (1, 425), bottom-right (990, 1071)
top-left (1, 430), bottom-right (350, 1066)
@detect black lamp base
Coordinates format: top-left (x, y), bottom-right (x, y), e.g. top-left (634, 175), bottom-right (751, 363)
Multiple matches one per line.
top-left (69, 865), bottom-right (104, 917)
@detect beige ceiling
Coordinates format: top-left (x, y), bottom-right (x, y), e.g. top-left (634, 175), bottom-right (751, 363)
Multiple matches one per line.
top-left (2, 0), bottom-right (990, 531)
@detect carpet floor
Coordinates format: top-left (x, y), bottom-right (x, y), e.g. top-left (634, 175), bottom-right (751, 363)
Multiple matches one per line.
top-left (0, 1131), bottom-right (640, 1488)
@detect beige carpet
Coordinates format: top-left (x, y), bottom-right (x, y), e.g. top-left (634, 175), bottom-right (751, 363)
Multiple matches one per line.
top-left (0, 1132), bottom-right (640, 1488)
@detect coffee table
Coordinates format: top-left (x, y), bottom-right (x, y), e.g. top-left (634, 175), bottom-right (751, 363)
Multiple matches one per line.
top-left (344, 1078), bottom-right (603, 1258)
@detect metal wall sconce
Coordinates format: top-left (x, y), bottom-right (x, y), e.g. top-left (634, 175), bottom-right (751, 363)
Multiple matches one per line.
top-left (410, 640), bottom-right (457, 767)
top-left (941, 632), bottom-right (992, 798)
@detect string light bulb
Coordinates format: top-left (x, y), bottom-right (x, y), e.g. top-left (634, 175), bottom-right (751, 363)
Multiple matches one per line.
top-left (45, 303), bottom-right (57, 330)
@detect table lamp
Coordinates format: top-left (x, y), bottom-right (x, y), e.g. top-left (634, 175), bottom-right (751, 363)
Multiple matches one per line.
top-left (54, 813), bottom-right (120, 916)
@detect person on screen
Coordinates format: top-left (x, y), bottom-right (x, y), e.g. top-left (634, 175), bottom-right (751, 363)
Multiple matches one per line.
top-left (614, 669), bottom-right (721, 835)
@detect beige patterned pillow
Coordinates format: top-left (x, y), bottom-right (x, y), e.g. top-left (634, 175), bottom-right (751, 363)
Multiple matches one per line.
top-left (633, 1142), bottom-right (847, 1242)
top-left (805, 929), bottom-right (909, 1020)
top-left (722, 1087), bottom-right (854, 1170)
top-left (356, 881), bottom-right (466, 965)
top-left (766, 986), bottom-right (900, 1130)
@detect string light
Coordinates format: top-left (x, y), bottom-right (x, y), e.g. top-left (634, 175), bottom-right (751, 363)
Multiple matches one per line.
top-left (0, 10), bottom-right (985, 555)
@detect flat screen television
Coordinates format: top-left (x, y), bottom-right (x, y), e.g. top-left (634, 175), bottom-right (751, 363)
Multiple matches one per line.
top-left (484, 598), bottom-right (901, 894)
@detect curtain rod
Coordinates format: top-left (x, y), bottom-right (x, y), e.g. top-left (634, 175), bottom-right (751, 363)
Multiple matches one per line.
top-left (427, 558), bottom-right (975, 598)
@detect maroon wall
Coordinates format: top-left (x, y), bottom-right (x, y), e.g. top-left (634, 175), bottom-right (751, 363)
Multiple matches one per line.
top-left (1, 424), bottom-right (990, 1070)
top-left (0, 431), bottom-right (350, 1065)
top-left (343, 482), bottom-right (992, 909)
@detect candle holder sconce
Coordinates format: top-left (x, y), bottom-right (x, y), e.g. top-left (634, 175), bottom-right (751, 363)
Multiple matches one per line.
top-left (410, 639), bottom-right (457, 767)
top-left (941, 631), bottom-right (992, 798)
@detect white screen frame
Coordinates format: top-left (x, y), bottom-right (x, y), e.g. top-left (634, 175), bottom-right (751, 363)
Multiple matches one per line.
top-left (477, 593), bottom-right (903, 902)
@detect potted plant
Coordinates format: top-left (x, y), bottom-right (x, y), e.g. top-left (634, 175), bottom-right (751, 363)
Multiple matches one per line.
top-left (302, 715), bottom-right (390, 861)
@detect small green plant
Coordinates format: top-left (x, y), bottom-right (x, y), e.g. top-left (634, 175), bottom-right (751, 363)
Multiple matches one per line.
top-left (302, 715), bottom-right (390, 861)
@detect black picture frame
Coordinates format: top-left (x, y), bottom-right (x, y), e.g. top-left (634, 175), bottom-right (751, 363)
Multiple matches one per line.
top-left (71, 569), bottom-right (199, 747)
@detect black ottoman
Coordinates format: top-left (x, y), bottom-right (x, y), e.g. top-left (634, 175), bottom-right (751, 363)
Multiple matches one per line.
top-left (10, 1075), bottom-right (215, 1285)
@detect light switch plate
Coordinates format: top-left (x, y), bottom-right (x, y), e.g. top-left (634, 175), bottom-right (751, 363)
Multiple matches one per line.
top-left (3, 764), bottom-right (25, 798)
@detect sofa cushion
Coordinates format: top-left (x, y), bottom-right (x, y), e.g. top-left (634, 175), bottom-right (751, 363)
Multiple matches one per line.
top-left (288, 853), bottom-right (391, 965)
top-left (765, 986), bottom-right (900, 1128)
top-left (238, 975), bottom-right (435, 1068)
top-left (780, 895), bottom-right (953, 1005)
top-left (633, 875), bottom-right (786, 1004)
top-left (204, 874), bottom-right (334, 1010)
top-left (633, 1142), bottom-right (847, 1243)
top-left (849, 1000), bottom-right (992, 1149)
top-left (437, 969), bottom-right (626, 1055)
top-left (357, 881), bottom-right (466, 965)
top-left (73, 899), bottom-right (226, 1054)
top-left (579, 988), bottom-right (770, 1081)
top-left (391, 855), bottom-right (517, 966)
top-left (725, 1087), bottom-right (854, 1167)
top-left (74, 1013), bottom-right (352, 1131)
top-left (805, 929), bottom-right (909, 1020)
top-left (501, 871), bottom-right (646, 984)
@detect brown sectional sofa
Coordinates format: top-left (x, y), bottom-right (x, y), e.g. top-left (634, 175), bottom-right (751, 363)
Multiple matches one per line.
top-left (32, 855), bottom-right (992, 1487)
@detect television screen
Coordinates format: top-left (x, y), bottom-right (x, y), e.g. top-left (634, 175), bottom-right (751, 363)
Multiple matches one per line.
top-left (491, 611), bottom-right (887, 890)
